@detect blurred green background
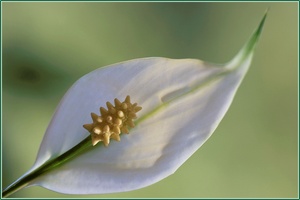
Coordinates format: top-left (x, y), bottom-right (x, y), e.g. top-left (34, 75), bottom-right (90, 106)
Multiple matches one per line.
top-left (2, 2), bottom-right (298, 198)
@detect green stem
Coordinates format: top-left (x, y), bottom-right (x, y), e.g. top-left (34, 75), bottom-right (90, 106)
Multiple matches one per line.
top-left (2, 135), bottom-right (94, 198)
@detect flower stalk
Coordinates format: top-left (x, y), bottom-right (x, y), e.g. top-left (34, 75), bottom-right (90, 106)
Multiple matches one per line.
top-left (2, 136), bottom-right (93, 197)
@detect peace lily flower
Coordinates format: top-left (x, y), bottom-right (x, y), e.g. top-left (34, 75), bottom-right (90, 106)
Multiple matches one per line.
top-left (3, 12), bottom-right (267, 197)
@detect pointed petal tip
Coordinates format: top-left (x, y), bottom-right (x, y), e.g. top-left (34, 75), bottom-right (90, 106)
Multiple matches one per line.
top-left (227, 10), bottom-right (268, 70)
top-left (255, 8), bottom-right (268, 42)
top-left (245, 10), bottom-right (268, 53)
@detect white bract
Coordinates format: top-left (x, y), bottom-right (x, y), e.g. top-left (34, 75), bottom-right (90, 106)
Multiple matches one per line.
top-left (3, 13), bottom-right (266, 196)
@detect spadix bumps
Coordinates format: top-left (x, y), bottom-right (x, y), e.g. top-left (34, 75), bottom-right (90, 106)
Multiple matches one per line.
top-left (83, 95), bottom-right (142, 146)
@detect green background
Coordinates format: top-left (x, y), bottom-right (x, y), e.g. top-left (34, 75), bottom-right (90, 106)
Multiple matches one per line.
top-left (2, 2), bottom-right (298, 198)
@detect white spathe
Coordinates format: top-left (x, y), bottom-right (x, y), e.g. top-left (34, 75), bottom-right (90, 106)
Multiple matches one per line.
top-left (7, 13), bottom-right (266, 195)
top-left (31, 55), bottom-right (252, 194)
